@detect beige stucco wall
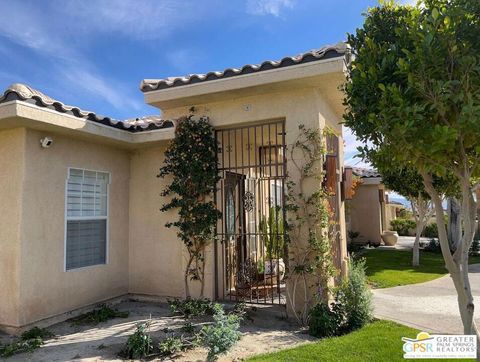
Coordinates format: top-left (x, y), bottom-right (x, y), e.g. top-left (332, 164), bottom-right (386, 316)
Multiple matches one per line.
top-left (12, 128), bottom-right (130, 327)
top-left (348, 183), bottom-right (383, 245)
top-left (385, 204), bottom-right (398, 230)
top-left (128, 145), bottom-right (185, 298)
top-left (0, 128), bottom-right (26, 329)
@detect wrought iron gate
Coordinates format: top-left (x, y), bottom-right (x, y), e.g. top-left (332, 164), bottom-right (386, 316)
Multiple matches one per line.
top-left (214, 121), bottom-right (287, 305)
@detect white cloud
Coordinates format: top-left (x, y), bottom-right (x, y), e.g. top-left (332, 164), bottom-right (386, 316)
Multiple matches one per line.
top-left (343, 126), bottom-right (371, 167)
top-left (58, 65), bottom-right (143, 113)
top-left (59, 0), bottom-right (204, 40)
top-left (399, 0), bottom-right (418, 5)
top-left (246, 0), bottom-right (295, 17)
top-left (0, 1), bottom-right (74, 60)
top-left (0, 1), bottom-right (186, 113)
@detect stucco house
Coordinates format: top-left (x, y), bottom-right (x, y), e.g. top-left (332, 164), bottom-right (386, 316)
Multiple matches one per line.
top-left (0, 43), bottom-right (349, 334)
top-left (346, 167), bottom-right (403, 245)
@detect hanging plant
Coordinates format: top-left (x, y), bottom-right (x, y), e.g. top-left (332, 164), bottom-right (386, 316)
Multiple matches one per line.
top-left (158, 114), bottom-right (221, 298)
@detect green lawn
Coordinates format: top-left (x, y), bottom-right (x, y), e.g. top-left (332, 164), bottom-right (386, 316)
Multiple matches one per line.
top-left (361, 249), bottom-right (480, 288)
top-left (247, 320), bottom-right (474, 362)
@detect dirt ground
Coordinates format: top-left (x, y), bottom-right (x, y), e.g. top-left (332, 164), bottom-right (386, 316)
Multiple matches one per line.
top-left (0, 300), bottom-right (314, 361)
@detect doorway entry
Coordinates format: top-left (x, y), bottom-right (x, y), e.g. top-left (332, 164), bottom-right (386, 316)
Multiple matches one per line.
top-left (215, 120), bottom-right (286, 305)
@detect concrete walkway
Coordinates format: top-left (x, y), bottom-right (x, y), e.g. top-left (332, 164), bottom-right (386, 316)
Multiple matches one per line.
top-left (373, 263), bottom-right (480, 334)
top-left (377, 236), bottom-right (433, 250)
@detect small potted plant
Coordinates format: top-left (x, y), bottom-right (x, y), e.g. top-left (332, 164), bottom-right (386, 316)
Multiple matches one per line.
top-left (259, 207), bottom-right (286, 282)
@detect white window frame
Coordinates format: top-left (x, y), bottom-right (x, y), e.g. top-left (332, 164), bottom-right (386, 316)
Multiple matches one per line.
top-left (64, 167), bottom-right (110, 272)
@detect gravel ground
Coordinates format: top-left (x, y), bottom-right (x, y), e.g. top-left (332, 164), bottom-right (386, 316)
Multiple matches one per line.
top-left (0, 300), bottom-right (314, 362)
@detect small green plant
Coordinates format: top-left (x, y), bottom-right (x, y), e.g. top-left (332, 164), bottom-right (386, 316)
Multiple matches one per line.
top-left (336, 259), bottom-right (373, 331)
top-left (122, 322), bottom-right (153, 359)
top-left (308, 302), bottom-right (343, 338)
top-left (70, 304), bottom-right (129, 325)
top-left (257, 259), bottom-right (265, 275)
top-left (20, 327), bottom-right (54, 341)
top-left (181, 321), bottom-right (196, 334)
top-left (168, 298), bottom-right (215, 318)
top-left (259, 206), bottom-right (285, 260)
top-left (0, 327), bottom-right (53, 358)
top-left (158, 336), bottom-right (185, 356)
top-left (200, 303), bottom-right (242, 361)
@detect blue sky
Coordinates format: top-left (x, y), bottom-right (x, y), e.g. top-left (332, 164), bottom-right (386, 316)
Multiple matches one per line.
top-left (0, 0), bottom-right (411, 166)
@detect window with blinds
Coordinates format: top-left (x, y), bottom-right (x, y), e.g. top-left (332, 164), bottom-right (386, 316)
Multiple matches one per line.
top-left (65, 168), bottom-right (109, 270)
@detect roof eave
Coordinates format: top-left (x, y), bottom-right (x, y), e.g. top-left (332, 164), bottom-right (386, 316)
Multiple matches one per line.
top-left (144, 56), bottom-right (346, 110)
top-left (360, 177), bottom-right (383, 185)
top-left (0, 101), bottom-right (175, 149)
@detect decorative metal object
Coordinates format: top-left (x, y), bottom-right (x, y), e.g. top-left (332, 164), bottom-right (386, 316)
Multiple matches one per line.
top-left (243, 191), bottom-right (255, 212)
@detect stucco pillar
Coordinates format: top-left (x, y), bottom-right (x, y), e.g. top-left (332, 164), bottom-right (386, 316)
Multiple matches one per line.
top-left (0, 128), bottom-right (26, 333)
top-left (284, 108), bottom-right (347, 321)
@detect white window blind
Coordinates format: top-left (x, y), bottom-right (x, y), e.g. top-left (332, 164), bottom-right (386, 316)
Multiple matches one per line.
top-left (66, 169), bottom-right (109, 270)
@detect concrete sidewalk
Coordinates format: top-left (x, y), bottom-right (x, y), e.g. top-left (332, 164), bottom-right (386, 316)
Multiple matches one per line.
top-left (373, 264), bottom-right (480, 334)
top-left (377, 236), bottom-right (434, 250)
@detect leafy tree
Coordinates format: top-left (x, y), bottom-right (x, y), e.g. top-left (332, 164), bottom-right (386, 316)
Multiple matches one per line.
top-left (375, 155), bottom-right (455, 266)
top-left (344, 0), bottom-right (480, 346)
top-left (159, 115), bottom-right (221, 298)
top-left (380, 164), bottom-right (434, 266)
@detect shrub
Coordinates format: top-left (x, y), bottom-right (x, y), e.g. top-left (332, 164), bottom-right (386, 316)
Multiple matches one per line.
top-left (122, 322), bottom-right (153, 359)
top-left (336, 259), bottom-right (373, 331)
top-left (308, 302), bottom-right (343, 338)
top-left (200, 303), bottom-right (242, 361)
top-left (348, 230), bottom-right (360, 242)
top-left (425, 237), bottom-right (480, 256)
top-left (470, 239), bottom-right (480, 256)
top-left (422, 223), bottom-right (438, 238)
top-left (424, 238), bottom-right (441, 253)
top-left (70, 304), bottom-right (129, 325)
top-left (168, 298), bottom-right (215, 318)
top-left (390, 218), bottom-right (416, 236)
top-left (308, 259), bottom-right (372, 338)
top-left (347, 242), bottom-right (366, 254)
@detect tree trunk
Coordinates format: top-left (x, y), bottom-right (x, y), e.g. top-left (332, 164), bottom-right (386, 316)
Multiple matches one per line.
top-left (411, 200), bottom-right (420, 267)
top-left (447, 198), bottom-right (462, 250)
top-left (199, 253), bottom-right (205, 298)
top-left (410, 196), bottom-right (431, 267)
top-left (184, 253), bottom-right (194, 298)
top-left (412, 233), bottom-right (420, 267)
top-left (422, 173), bottom-right (480, 359)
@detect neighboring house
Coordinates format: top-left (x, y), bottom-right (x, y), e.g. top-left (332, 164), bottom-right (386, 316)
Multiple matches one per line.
top-left (346, 167), bottom-right (403, 245)
top-left (0, 43), bottom-right (349, 334)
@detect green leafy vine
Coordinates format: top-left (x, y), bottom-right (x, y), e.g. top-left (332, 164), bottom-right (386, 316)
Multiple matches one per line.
top-left (285, 125), bottom-right (339, 325)
top-left (158, 114), bottom-right (221, 298)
